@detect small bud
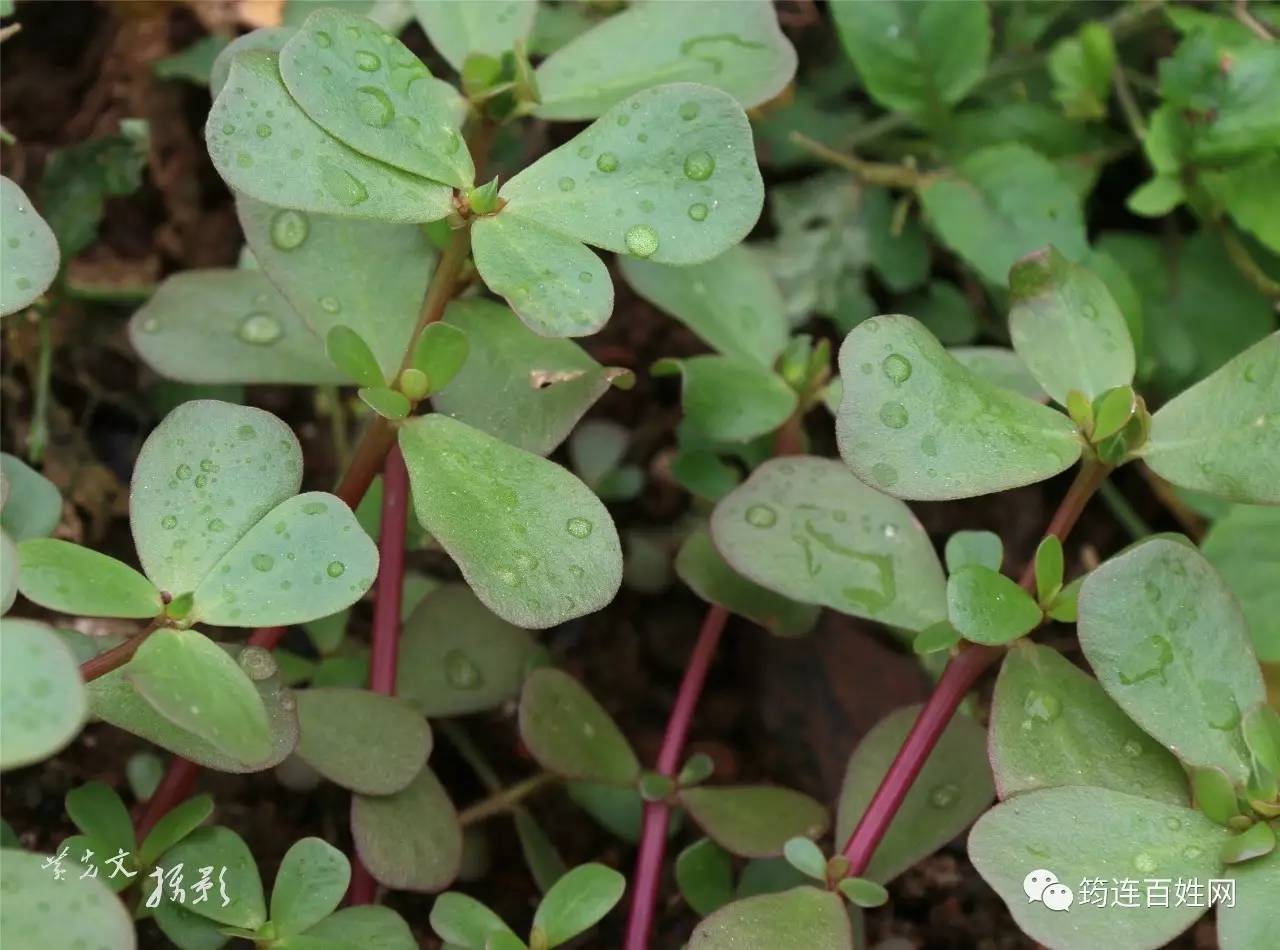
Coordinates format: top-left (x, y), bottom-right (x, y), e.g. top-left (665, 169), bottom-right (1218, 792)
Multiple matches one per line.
top-left (467, 177), bottom-right (502, 216)
top-left (398, 368), bottom-right (430, 402)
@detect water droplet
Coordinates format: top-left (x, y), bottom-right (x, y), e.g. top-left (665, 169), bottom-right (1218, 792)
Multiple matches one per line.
top-left (882, 353), bottom-right (912, 384)
top-left (1117, 634), bottom-right (1173, 686)
top-left (566, 517), bottom-right (593, 539)
top-left (200, 458), bottom-right (218, 473)
top-left (577, 144), bottom-right (592, 159)
top-left (315, 30), bottom-right (332, 47)
top-left (270, 210), bottom-right (309, 251)
top-left (252, 553), bottom-right (275, 572)
top-left (302, 501), bottom-right (327, 515)
top-left (238, 312), bottom-right (283, 345)
top-left (319, 162), bottom-right (369, 207)
top-left (1024, 689), bottom-right (1062, 723)
top-left (208, 518), bottom-right (227, 533)
top-left (625, 224), bottom-right (659, 258)
top-left (683, 150), bottom-right (715, 181)
top-left (175, 463), bottom-right (193, 480)
top-left (1199, 680), bottom-right (1239, 731)
top-left (194, 474), bottom-right (209, 489)
top-left (1164, 816), bottom-right (1183, 831)
top-left (558, 176), bottom-right (576, 192)
top-left (1121, 738), bottom-right (1143, 758)
top-left (236, 152), bottom-right (253, 168)
top-left (354, 50), bottom-right (381, 71)
top-left (326, 560), bottom-right (346, 578)
top-left (161, 515), bottom-right (177, 530)
top-left (745, 504), bottom-right (778, 528)
top-left (221, 123), bottom-right (235, 135)
top-left (679, 101), bottom-right (701, 121)
top-left (238, 646), bottom-right (277, 681)
top-left (356, 86), bottom-right (394, 127)
top-left (1181, 845), bottom-right (1204, 860)
top-left (319, 296), bottom-right (341, 314)
top-left (920, 434), bottom-right (939, 457)
top-left (514, 551), bottom-right (539, 572)
top-left (688, 202), bottom-right (708, 221)
top-left (870, 462), bottom-right (898, 487)
top-left (929, 783), bottom-right (959, 808)
top-left (578, 271), bottom-right (593, 283)
top-left (879, 402), bottom-right (909, 429)
top-left (256, 123), bottom-right (272, 139)
top-left (616, 114), bottom-right (630, 127)
top-left (237, 425), bottom-right (257, 440)
top-left (444, 649), bottom-right (484, 689)
top-left (596, 152), bottom-right (619, 173)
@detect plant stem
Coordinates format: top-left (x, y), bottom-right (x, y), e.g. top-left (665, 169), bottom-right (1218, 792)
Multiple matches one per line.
top-left (1136, 462), bottom-right (1206, 541)
top-left (624, 603), bottom-right (729, 950)
top-left (28, 311), bottom-right (54, 464)
top-left (1111, 63), bottom-right (1147, 141)
top-left (841, 460), bottom-right (1110, 876)
top-left (458, 772), bottom-right (558, 826)
top-left (79, 618), bottom-right (164, 682)
top-left (1098, 478), bottom-right (1152, 541)
top-left (789, 132), bottom-right (929, 189)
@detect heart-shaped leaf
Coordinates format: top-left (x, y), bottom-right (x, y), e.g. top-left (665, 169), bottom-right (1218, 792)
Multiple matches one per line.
top-left (946, 565), bottom-right (1042, 646)
top-left (534, 1), bottom-right (794, 120)
top-left (968, 786), bottom-right (1228, 950)
top-left (990, 643), bottom-right (1189, 803)
top-left (618, 245), bottom-right (789, 367)
top-left (919, 144), bottom-right (1087, 286)
top-left (429, 891), bottom-right (518, 949)
top-left (498, 83), bottom-right (763, 266)
top-left (471, 211), bottom-right (613, 337)
top-left (270, 837), bottom-right (351, 937)
top-left (836, 315), bottom-right (1081, 499)
top-left (0, 177), bottom-right (60, 317)
top-left (433, 299), bottom-right (629, 456)
top-left (17, 539), bottom-right (161, 619)
top-left (1201, 505), bottom-right (1280, 662)
top-left (210, 25), bottom-right (294, 96)
top-left (191, 491), bottom-right (377, 627)
top-left (352, 765), bottom-right (462, 892)
top-left (676, 838), bottom-right (733, 916)
top-left (396, 583), bottom-right (537, 717)
top-left (1008, 246), bottom-right (1136, 404)
top-left (837, 705), bottom-right (993, 883)
top-left (532, 863), bottom-right (626, 948)
top-left (236, 195), bottom-right (437, 380)
top-left (1, 452), bottom-right (62, 541)
top-left (518, 668), bottom-right (640, 785)
top-left (687, 886), bottom-right (852, 950)
top-left (128, 270), bottom-right (345, 385)
top-left (949, 346), bottom-right (1046, 402)
top-left (207, 51), bottom-right (452, 223)
top-left (293, 687), bottom-right (430, 794)
top-left (677, 786), bottom-right (829, 859)
top-left (66, 781), bottom-right (135, 857)
top-left (131, 400), bottom-right (302, 598)
top-left (655, 356), bottom-right (797, 443)
top-left (0, 620), bottom-right (86, 770)
top-left (138, 793), bottom-right (214, 867)
top-left (296, 905), bottom-right (416, 949)
top-left (147, 826), bottom-right (267, 930)
top-left (126, 629), bottom-right (272, 764)
top-left (709, 456), bottom-right (947, 632)
top-left (1144, 332), bottom-right (1278, 504)
top-left (399, 415), bottom-right (622, 628)
top-left (413, 0), bottom-right (537, 71)
top-left (1219, 850), bottom-right (1280, 949)
top-left (0, 849), bottom-right (133, 950)
top-left (279, 8), bottom-right (472, 189)
top-left (1078, 538), bottom-right (1267, 784)
top-left (676, 528), bottom-right (820, 638)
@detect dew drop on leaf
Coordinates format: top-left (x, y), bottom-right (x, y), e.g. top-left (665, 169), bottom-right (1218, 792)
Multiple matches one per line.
top-left (252, 554), bottom-right (275, 573)
top-left (1023, 689), bottom-right (1062, 723)
top-left (1116, 634), bottom-right (1172, 686)
top-left (302, 501), bottom-right (328, 515)
top-left (318, 162), bottom-right (370, 207)
top-left (1133, 853), bottom-right (1157, 873)
top-left (1164, 816), bottom-right (1182, 831)
top-left (1182, 845), bottom-right (1203, 860)
top-left (882, 353), bottom-right (912, 384)
top-left (444, 649), bottom-right (484, 690)
top-left (256, 124), bottom-right (272, 139)
top-left (208, 518), bottom-right (227, 532)
top-left (870, 462), bottom-right (898, 487)
top-left (683, 150), bottom-right (715, 181)
top-left (928, 783), bottom-right (959, 808)
top-left (596, 152), bottom-right (619, 173)
top-left (566, 517), bottom-right (594, 539)
top-left (878, 402), bottom-right (909, 429)
top-left (236, 425), bottom-right (257, 440)
top-left (355, 86), bottom-right (395, 128)
top-left (315, 30), bottom-right (333, 48)
top-left (238, 646), bottom-right (278, 681)
top-left (326, 560), bottom-right (346, 578)
top-left (578, 271), bottom-right (593, 284)
top-left (237, 312), bottom-right (283, 345)
top-left (1199, 680), bottom-right (1239, 731)
top-left (319, 296), bottom-right (341, 314)
top-left (745, 504), bottom-right (777, 528)
top-left (688, 202), bottom-right (708, 221)
top-left (1121, 739), bottom-right (1142, 758)
top-left (354, 50), bottom-right (381, 72)
top-left (175, 464), bottom-right (193, 480)
top-left (679, 101), bottom-right (701, 121)
top-left (161, 515), bottom-right (178, 530)
top-left (624, 224), bottom-right (659, 258)
top-left (558, 176), bottom-right (576, 192)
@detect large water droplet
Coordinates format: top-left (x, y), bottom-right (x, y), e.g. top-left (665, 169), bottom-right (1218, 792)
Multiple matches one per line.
top-left (596, 152), bottom-right (619, 173)
top-left (354, 50), bottom-right (382, 72)
top-left (319, 296), bottom-right (341, 314)
top-left (326, 560), bottom-right (346, 578)
top-left (319, 162), bottom-right (369, 207)
top-left (870, 462), bottom-right (898, 487)
top-left (1023, 689), bottom-right (1062, 723)
top-left (679, 101), bottom-right (701, 121)
top-left (314, 30), bottom-right (333, 47)
top-left (929, 783), bottom-right (959, 808)
top-left (1117, 634), bottom-right (1173, 686)
top-left (745, 504), bottom-right (777, 528)
top-left (252, 554), bottom-right (275, 573)
top-left (302, 501), bottom-right (328, 515)
top-left (566, 517), bottom-right (593, 539)
top-left (237, 311), bottom-right (283, 346)
top-left (161, 515), bottom-right (178, 530)
top-left (1199, 680), bottom-right (1239, 731)
top-left (882, 353), bottom-right (912, 384)
top-left (238, 646), bottom-right (278, 681)
top-left (175, 463), bottom-right (193, 480)
top-left (688, 202), bottom-right (708, 221)
top-left (558, 176), bottom-right (576, 192)
top-left (270, 210), bottom-right (309, 251)
top-left (356, 86), bottom-right (395, 128)
top-left (625, 224), bottom-right (659, 258)
top-left (256, 123), bottom-right (272, 139)
top-left (444, 649), bottom-right (484, 690)
top-left (208, 518), bottom-right (227, 533)
top-left (879, 402), bottom-right (909, 429)
top-left (683, 150), bottom-right (715, 181)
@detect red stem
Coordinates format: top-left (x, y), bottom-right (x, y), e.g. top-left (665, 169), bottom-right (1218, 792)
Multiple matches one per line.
top-left (624, 604), bottom-right (729, 950)
top-left (348, 446), bottom-right (410, 906)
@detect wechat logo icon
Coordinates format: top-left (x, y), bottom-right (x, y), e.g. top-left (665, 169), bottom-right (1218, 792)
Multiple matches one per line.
top-left (1024, 869), bottom-right (1074, 912)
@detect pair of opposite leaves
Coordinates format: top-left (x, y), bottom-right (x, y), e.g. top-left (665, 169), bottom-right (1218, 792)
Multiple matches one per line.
top-left (207, 8), bottom-right (765, 340)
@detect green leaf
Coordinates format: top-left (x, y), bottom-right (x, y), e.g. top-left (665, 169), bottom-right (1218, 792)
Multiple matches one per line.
top-left (400, 415), bottom-right (622, 628)
top-left (351, 765), bottom-right (462, 892)
top-left (411, 322), bottom-right (469, 395)
top-left (1048, 22), bottom-right (1115, 120)
top-left (920, 144), bottom-right (1087, 287)
top-left (497, 83), bottom-right (763, 266)
top-left (433, 299), bottom-right (628, 456)
top-left (903, 281), bottom-right (977, 346)
top-left (131, 400), bottom-right (302, 597)
top-left (947, 565), bottom-right (1042, 646)
top-left (152, 900), bottom-right (230, 950)
top-left (1091, 385), bottom-right (1136, 442)
top-left (0, 453), bottom-right (61, 541)
top-left (139, 793), bottom-right (214, 866)
top-left (1, 176), bottom-right (60, 316)
top-left (618, 246), bottom-right (789, 367)
top-left (88, 644), bottom-right (299, 772)
top-left (913, 620), bottom-right (961, 655)
top-left (534, 2), bottom-right (795, 120)
top-left (237, 195), bottom-right (437, 380)
top-left (518, 668), bottom-right (640, 785)
top-left (675, 838), bottom-right (733, 916)
top-left (532, 863), bottom-right (625, 948)
top-left (1144, 332), bottom-right (1278, 504)
top-left (429, 891), bottom-right (518, 949)
top-left (675, 528), bottom-right (820, 638)
top-left (293, 687), bottom-right (430, 794)
top-left (1007, 246), bottom-right (1135, 405)
top-left (326, 325), bottom-right (385, 387)
top-left (40, 121), bottom-right (148, 258)
top-left (126, 629), bottom-right (272, 764)
top-left (17, 539), bottom-right (161, 618)
top-left (837, 705), bottom-right (993, 882)
top-left (655, 356), bottom-right (796, 443)
top-left (1078, 538), bottom-right (1267, 784)
top-left (514, 809), bottom-right (568, 895)
top-left (155, 34), bottom-right (229, 85)
top-left (836, 315), bottom-right (1081, 500)
top-left (148, 826), bottom-right (267, 929)
top-left (190, 491), bottom-right (377, 627)
top-left (0, 620), bottom-right (85, 770)
top-left (948, 346), bottom-right (1046, 402)
top-left (270, 837), bottom-right (350, 937)
top-left (1219, 849), bottom-right (1280, 948)
top-left (944, 530), bottom-right (1003, 574)
top-left (397, 583), bottom-right (536, 717)
top-left (569, 420), bottom-right (629, 489)
top-left (989, 643), bottom-right (1190, 804)
top-left (294, 906), bottom-right (415, 949)
top-left (1242, 705), bottom-right (1280, 776)
top-left (210, 25), bottom-right (295, 97)
top-left (471, 211), bottom-right (614, 337)
top-left (1192, 766), bottom-right (1242, 826)
top-left (710, 456), bottom-right (947, 631)
top-left (677, 785), bottom-right (829, 859)
top-left (687, 886), bottom-right (852, 950)
top-left (1204, 155), bottom-right (1280, 254)
top-left (839, 876), bottom-right (888, 909)
top-left (413, 0), bottom-right (536, 72)
top-left (0, 849), bottom-right (133, 950)
top-left (359, 386), bottom-right (410, 420)
top-left (207, 51), bottom-right (452, 223)
top-left (129, 270), bottom-right (346, 385)
top-left (863, 186), bottom-right (929, 293)
top-left (66, 781), bottom-right (134, 856)
top-left (565, 781), bottom-right (658, 844)
top-left (968, 787), bottom-right (1227, 950)
top-left (280, 9), bottom-right (471, 189)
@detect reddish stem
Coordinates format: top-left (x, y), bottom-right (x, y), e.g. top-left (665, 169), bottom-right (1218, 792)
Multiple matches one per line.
top-left (348, 446), bottom-right (410, 906)
top-left (624, 604), bottom-right (729, 950)
top-left (135, 758), bottom-right (200, 839)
